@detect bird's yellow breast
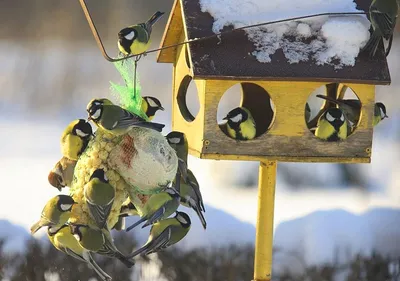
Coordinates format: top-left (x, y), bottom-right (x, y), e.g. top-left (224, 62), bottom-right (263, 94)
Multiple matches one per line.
top-left (53, 227), bottom-right (84, 255)
top-left (130, 40), bottom-right (151, 55)
top-left (61, 135), bottom-right (83, 160)
top-left (239, 120), bottom-right (256, 140)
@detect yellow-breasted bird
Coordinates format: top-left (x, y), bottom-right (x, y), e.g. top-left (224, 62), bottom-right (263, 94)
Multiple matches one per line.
top-left (70, 224), bottom-right (135, 268)
top-left (315, 108), bottom-right (348, 141)
top-left (61, 119), bottom-right (93, 161)
top-left (126, 188), bottom-right (180, 232)
top-left (141, 96), bottom-right (165, 121)
top-left (316, 95), bottom-right (388, 127)
top-left (176, 169), bottom-right (206, 229)
top-left (47, 225), bottom-right (112, 281)
top-left (118, 11), bottom-right (165, 56)
top-left (127, 211), bottom-right (191, 258)
top-left (166, 131), bottom-right (189, 191)
top-left (30, 195), bottom-right (76, 234)
top-left (87, 98), bottom-right (165, 135)
top-left (223, 107), bottom-right (256, 140)
top-left (48, 157), bottom-right (77, 191)
top-left (84, 168), bottom-right (115, 229)
top-left (362, 0), bottom-right (398, 57)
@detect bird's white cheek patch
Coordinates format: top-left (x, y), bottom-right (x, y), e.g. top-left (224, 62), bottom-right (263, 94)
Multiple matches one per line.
top-left (60, 204), bottom-right (73, 211)
top-left (148, 98), bottom-right (158, 108)
top-left (91, 109), bottom-right (101, 120)
top-left (76, 129), bottom-right (88, 138)
top-left (168, 137), bottom-right (181, 144)
top-left (230, 114), bottom-right (242, 123)
top-left (125, 31), bottom-right (135, 40)
top-left (326, 112), bottom-right (335, 122)
top-left (177, 215), bottom-right (187, 225)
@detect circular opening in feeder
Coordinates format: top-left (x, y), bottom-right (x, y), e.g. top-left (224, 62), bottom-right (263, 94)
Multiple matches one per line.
top-left (177, 75), bottom-right (200, 122)
top-left (217, 83), bottom-right (275, 140)
top-left (305, 83), bottom-right (361, 141)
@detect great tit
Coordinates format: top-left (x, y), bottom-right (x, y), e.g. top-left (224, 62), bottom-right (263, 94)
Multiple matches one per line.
top-left (166, 131), bottom-right (189, 192)
top-left (127, 211), bottom-right (191, 258)
top-left (362, 0), bottom-right (398, 57)
top-left (47, 225), bottom-right (111, 281)
top-left (118, 11), bottom-right (165, 56)
top-left (48, 157), bottom-right (77, 191)
top-left (87, 98), bottom-right (165, 135)
top-left (141, 96), bottom-right (165, 121)
top-left (126, 188), bottom-right (180, 232)
top-left (70, 224), bottom-right (135, 268)
top-left (223, 107), bottom-right (256, 140)
top-left (316, 95), bottom-right (388, 128)
top-left (30, 195), bottom-right (76, 234)
top-left (84, 169), bottom-right (115, 229)
top-left (315, 108), bottom-right (348, 141)
top-left (61, 119), bottom-right (93, 161)
top-left (176, 169), bottom-right (206, 229)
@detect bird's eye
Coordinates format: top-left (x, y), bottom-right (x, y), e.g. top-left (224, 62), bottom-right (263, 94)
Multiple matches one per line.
top-left (326, 112), bottom-right (335, 122)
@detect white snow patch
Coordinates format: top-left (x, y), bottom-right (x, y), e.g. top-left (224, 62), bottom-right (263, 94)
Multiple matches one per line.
top-left (199, 0), bottom-right (370, 68)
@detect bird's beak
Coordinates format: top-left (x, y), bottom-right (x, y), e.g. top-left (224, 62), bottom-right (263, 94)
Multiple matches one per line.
top-left (222, 116), bottom-right (228, 121)
top-left (158, 106), bottom-right (165, 111)
top-left (87, 116), bottom-right (92, 122)
top-left (384, 114), bottom-right (389, 119)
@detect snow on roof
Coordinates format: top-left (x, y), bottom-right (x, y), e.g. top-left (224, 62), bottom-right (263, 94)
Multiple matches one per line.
top-left (199, 0), bottom-right (370, 69)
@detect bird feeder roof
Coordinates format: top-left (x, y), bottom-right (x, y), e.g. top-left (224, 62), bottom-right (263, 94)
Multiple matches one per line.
top-left (157, 0), bottom-right (391, 85)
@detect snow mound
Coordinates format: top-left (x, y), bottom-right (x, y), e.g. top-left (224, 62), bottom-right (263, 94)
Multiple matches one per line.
top-left (199, 0), bottom-right (370, 68)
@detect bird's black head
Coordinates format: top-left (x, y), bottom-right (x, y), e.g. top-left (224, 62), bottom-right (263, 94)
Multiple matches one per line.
top-left (376, 102), bottom-right (388, 120)
top-left (56, 195), bottom-right (76, 212)
top-left (324, 108), bottom-right (345, 130)
top-left (166, 131), bottom-right (185, 145)
top-left (175, 211), bottom-right (191, 228)
top-left (118, 27), bottom-right (137, 41)
top-left (87, 99), bottom-right (104, 122)
top-left (144, 96), bottom-right (164, 110)
top-left (223, 107), bottom-right (249, 126)
top-left (166, 187), bottom-right (180, 199)
top-left (72, 119), bottom-right (93, 138)
top-left (90, 168), bottom-right (108, 183)
top-left (69, 224), bottom-right (84, 242)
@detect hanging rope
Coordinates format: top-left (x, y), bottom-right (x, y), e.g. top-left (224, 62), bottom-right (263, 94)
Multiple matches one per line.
top-left (78, 0), bottom-right (367, 63)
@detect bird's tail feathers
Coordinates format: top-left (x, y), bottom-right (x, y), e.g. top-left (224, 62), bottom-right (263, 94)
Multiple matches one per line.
top-left (147, 11), bottom-right (165, 27)
top-left (116, 253), bottom-right (135, 268)
top-left (30, 221), bottom-right (43, 234)
top-left (316, 95), bottom-right (343, 107)
top-left (362, 32), bottom-right (381, 58)
top-left (385, 34), bottom-right (394, 57)
top-left (134, 121), bottom-right (165, 132)
top-left (127, 243), bottom-right (151, 259)
top-left (126, 217), bottom-right (147, 232)
top-left (87, 252), bottom-right (112, 281)
top-left (192, 204), bottom-right (207, 230)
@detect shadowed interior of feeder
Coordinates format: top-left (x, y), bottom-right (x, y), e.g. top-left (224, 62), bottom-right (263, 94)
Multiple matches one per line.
top-left (177, 75), bottom-right (200, 122)
top-left (305, 83), bottom-right (361, 140)
top-left (217, 83), bottom-right (275, 140)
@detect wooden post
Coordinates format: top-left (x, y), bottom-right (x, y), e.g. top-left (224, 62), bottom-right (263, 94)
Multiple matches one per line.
top-left (253, 160), bottom-right (277, 281)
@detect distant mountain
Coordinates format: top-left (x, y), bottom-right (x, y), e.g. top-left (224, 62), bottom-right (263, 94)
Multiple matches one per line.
top-left (0, 220), bottom-right (31, 253)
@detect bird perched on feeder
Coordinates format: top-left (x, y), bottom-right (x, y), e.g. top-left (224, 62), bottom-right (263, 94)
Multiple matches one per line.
top-left (175, 169), bottom-right (207, 229)
top-left (61, 119), bottom-right (93, 161)
top-left (118, 11), bottom-right (165, 57)
top-left (362, 0), bottom-right (398, 57)
top-left (47, 225), bottom-right (112, 281)
top-left (315, 108), bottom-right (348, 141)
top-left (70, 224), bottom-right (135, 268)
top-left (316, 95), bottom-right (388, 127)
top-left (126, 187), bottom-right (180, 232)
top-left (84, 168), bottom-right (115, 229)
top-left (30, 195), bottom-right (76, 234)
top-left (222, 107), bottom-right (256, 141)
top-left (127, 211), bottom-right (191, 258)
top-left (48, 157), bottom-right (77, 191)
top-left (86, 98), bottom-right (165, 135)
top-left (141, 96), bottom-right (165, 121)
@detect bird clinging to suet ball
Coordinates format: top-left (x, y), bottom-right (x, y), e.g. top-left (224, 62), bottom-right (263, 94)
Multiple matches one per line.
top-left (142, 96), bottom-right (165, 121)
top-left (127, 211), bottom-right (191, 258)
top-left (223, 107), bottom-right (256, 141)
top-left (48, 157), bottom-right (77, 191)
top-left (70, 224), bottom-right (135, 268)
top-left (47, 225), bottom-right (112, 281)
top-left (86, 98), bottom-right (165, 135)
top-left (84, 168), bottom-right (115, 229)
top-left (118, 11), bottom-right (165, 57)
top-left (362, 0), bottom-right (398, 57)
top-left (61, 119), bottom-right (93, 161)
top-left (30, 195), bottom-right (76, 234)
top-left (126, 187), bottom-right (180, 232)
top-left (315, 108), bottom-right (348, 141)
top-left (166, 131), bottom-right (189, 191)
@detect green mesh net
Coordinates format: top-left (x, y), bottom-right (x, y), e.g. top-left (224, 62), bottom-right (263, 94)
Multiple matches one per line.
top-left (110, 58), bottom-right (149, 121)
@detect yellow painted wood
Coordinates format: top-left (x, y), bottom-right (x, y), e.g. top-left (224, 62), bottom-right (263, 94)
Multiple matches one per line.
top-left (157, 0), bottom-right (183, 63)
top-left (253, 161), bottom-right (277, 281)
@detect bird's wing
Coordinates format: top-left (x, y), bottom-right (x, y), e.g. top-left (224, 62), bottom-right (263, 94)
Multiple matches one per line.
top-left (113, 107), bottom-right (144, 129)
top-left (371, 8), bottom-right (395, 36)
top-left (188, 179), bottom-right (205, 212)
top-left (142, 206), bottom-right (167, 228)
top-left (142, 227), bottom-right (173, 255)
top-left (64, 247), bottom-right (86, 263)
top-left (178, 159), bottom-right (188, 182)
top-left (87, 200), bottom-right (113, 229)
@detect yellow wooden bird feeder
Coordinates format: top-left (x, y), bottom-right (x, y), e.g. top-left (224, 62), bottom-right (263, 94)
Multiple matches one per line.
top-left (157, 0), bottom-right (391, 280)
